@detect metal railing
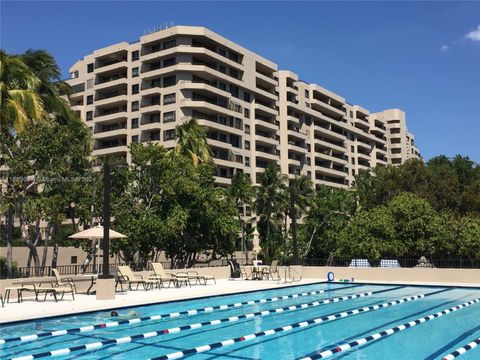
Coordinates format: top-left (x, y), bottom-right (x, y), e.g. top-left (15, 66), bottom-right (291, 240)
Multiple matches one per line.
top-left (302, 258), bottom-right (480, 269)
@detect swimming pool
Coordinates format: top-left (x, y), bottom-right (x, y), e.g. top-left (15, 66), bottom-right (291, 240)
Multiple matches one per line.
top-left (1, 282), bottom-right (479, 359)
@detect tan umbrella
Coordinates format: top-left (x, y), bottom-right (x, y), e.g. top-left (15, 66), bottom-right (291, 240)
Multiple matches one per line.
top-left (252, 227), bottom-right (261, 262)
top-left (69, 225), bottom-right (127, 239)
top-left (69, 225), bottom-right (127, 273)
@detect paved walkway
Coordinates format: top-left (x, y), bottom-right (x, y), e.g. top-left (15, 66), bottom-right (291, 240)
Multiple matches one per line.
top-left (0, 279), bottom-right (322, 323)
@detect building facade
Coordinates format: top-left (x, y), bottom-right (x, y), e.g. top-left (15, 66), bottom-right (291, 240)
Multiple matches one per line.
top-left (67, 25), bottom-right (420, 189)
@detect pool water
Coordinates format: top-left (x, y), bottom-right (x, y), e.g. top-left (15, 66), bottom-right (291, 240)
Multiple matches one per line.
top-left (1, 283), bottom-right (479, 359)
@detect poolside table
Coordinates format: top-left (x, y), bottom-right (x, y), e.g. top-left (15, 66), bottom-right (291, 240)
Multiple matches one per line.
top-left (243, 265), bottom-right (269, 280)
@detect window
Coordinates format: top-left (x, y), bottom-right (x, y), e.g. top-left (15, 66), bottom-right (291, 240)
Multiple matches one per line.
top-left (305, 90), bottom-right (309, 98)
top-left (163, 75), bottom-right (176, 87)
top-left (87, 63), bottom-right (94, 73)
top-left (244, 108), bottom-right (250, 119)
top-left (163, 111), bottom-right (175, 123)
top-left (218, 65), bottom-right (226, 73)
top-left (163, 93), bottom-right (176, 104)
top-left (131, 101), bottom-right (139, 112)
top-left (229, 68), bottom-right (239, 79)
top-left (164, 129), bottom-right (176, 140)
top-left (131, 118), bottom-right (139, 129)
top-left (132, 67), bottom-right (139, 77)
top-left (71, 256), bottom-right (77, 264)
top-left (131, 135), bottom-right (139, 143)
top-left (218, 82), bottom-right (227, 91)
top-left (306, 157), bottom-right (311, 165)
top-left (229, 52), bottom-right (240, 63)
top-left (132, 84), bottom-right (139, 94)
top-left (244, 124), bottom-right (250, 134)
top-left (132, 50), bottom-right (139, 61)
top-left (163, 39), bottom-right (176, 49)
top-left (163, 57), bottom-right (175, 67)
top-left (245, 157), bottom-right (250, 166)
top-left (86, 111), bottom-right (93, 121)
top-left (235, 155), bottom-right (243, 163)
top-left (86, 79), bottom-right (94, 89)
top-left (245, 140), bottom-right (250, 150)
top-left (70, 71), bottom-right (79, 79)
top-left (230, 85), bottom-right (239, 98)
top-left (243, 92), bottom-right (250, 102)
top-left (86, 95), bottom-right (93, 105)
top-left (218, 48), bottom-right (226, 57)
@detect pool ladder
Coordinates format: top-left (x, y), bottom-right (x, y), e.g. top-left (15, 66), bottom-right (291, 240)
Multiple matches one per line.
top-left (279, 266), bottom-right (302, 284)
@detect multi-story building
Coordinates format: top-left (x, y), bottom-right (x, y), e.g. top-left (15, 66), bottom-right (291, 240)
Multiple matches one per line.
top-left (67, 25), bottom-right (420, 190)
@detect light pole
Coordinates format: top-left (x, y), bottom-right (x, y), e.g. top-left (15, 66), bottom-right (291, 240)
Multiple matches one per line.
top-left (100, 160), bottom-right (113, 279)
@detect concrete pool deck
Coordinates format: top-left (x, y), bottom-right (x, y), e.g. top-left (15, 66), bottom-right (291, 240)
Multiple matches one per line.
top-left (0, 278), bottom-right (323, 324)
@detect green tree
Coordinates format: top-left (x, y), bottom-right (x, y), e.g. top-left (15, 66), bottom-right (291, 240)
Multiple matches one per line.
top-left (227, 172), bottom-right (255, 260)
top-left (301, 186), bottom-right (356, 261)
top-left (172, 118), bottom-right (212, 165)
top-left (254, 164), bottom-right (288, 262)
top-left (112, 143), bottom-right (238, 269)
top-left (288, 175), bottom-right (314, 264)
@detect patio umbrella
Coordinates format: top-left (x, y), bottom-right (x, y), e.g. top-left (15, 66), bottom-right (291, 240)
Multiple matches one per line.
top-left (69, 225), bottom-right (127, 273)
top-left (252, 227), bottom-right (261, 262)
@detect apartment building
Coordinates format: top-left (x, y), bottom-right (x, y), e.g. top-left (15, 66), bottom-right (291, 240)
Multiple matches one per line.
top-left (67, 25), bottom-right (420, 190)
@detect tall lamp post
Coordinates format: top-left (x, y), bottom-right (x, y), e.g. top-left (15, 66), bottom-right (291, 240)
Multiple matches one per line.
top-left (100, 160), bottom-right (113, 279)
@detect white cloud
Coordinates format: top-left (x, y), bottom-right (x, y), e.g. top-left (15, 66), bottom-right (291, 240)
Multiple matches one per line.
top-left (465, 25), bottom-right (480, 42)
top-left (440, 45), bottom-right (449, 52)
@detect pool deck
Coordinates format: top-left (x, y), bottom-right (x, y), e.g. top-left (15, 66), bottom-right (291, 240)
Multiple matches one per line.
top-left (0, 278), bottom-right (323, 324)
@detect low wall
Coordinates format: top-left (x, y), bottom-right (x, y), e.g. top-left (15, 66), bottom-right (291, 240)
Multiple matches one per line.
top-left (302, 266), bottom-right (480, 286)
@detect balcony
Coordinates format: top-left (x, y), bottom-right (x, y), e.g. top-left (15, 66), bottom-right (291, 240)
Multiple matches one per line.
top-left (313, 124), bottom-right (345, 141)
top-left (95, 60), bottom-right (128, 75)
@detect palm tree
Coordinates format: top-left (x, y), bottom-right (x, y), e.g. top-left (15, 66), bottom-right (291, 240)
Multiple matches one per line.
top-left (1, 49), bottom-right (81, 278)
top-left (228, 172), bottom-right (254, 260)
top-left (254, 164), bottom-right (288, 260)
top-left (289, 175), bottom-right (314, 264)
top-left (173, 118), bottom-right (212, 166)
top-left (19, 49), bottom-right (77, 122)
top-left (0, 50), bottom-right (45, 133)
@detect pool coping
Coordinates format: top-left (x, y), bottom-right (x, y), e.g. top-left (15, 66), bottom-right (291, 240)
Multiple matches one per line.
top-left (1, 279), bottom-right (478, 326)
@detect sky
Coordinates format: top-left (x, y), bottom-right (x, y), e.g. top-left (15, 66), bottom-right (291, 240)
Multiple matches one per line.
top-left (1, 1), bottom-right (479, 162)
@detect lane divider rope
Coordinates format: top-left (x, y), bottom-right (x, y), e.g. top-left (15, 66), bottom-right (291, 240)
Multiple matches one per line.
top-left (1, 284), bottom-right (359, 345)
top-left (441, 337), bottom-right (480, 360)
top-left (147, 294), bottom-right (426, 360)
top-left (8, 290), bottom-right (375, 360)
top-left (299, 298), bottom-right (480, 360)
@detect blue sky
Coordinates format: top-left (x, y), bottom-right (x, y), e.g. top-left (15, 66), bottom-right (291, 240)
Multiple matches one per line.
top-left (2, 1), bottom-right (479, 162)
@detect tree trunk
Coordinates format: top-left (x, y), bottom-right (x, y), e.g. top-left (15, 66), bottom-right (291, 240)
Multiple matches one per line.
top-left (290, 189), bottom-right (299, 265)
top-left (6, 207), bottom-right (14, 278)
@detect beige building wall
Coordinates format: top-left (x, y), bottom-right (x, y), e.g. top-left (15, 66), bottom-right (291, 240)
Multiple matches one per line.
top-left (66, 25), bottom-right (420, 191)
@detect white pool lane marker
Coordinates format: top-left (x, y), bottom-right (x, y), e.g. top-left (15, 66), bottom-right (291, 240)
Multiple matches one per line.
top-left (299, 298), bottom-right (480, 360)
top-left (1, 284), bottom-right (360, 345)
top-left (441, 337), bottom-right (480, 360)
top-left (8, 290), bottom-right (376, 360)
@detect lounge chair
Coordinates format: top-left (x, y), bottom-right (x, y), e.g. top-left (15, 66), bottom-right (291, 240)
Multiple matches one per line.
top-left (379, 259), bottom-right (401, 268)
top-left (262, 260), bottom-right (281, 281)
top-left (228, 260), bottom-right (247, 280)
top-left (20, 282), bottom-right (75, 302)
top-left (178, 270), bottom-right (216, 285)
top-left (348, 259), bottom-right (371, 268)
top-left (117, 266), bottom-right (158, 290)
top-left (52, 268), bottom-right (77, 293)
top-left (149, 263), bottom-right (182, 288)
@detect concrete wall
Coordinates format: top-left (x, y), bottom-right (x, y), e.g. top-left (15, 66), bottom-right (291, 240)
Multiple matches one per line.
top-left (0, 246), bottom-right (122, 267)
top-left (302, 266), bottom-right (480, 285)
